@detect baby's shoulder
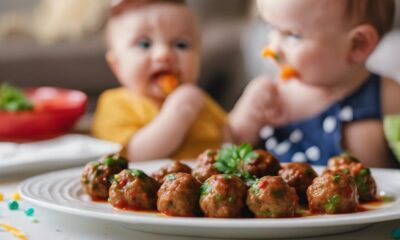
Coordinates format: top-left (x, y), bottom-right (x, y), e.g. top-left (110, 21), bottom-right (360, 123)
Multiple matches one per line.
top-left (381, 77), bottom-right (400, 115)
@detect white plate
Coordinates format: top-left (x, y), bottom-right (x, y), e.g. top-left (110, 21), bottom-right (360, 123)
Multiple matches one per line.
top-left (20, 160), bottom-right (400, 239)
top-left (0, 134), bottom-right (121, 177)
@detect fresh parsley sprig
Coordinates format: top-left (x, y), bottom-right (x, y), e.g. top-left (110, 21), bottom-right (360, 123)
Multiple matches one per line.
top-left (214, 144), bottom-right (259, 182)
top-left (0, 83), bottom-right (33, 112)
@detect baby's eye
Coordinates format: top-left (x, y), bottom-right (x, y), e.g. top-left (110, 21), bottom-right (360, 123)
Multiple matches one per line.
top-left (137, 38), bottom-right (152, 49)
top-left (288, 32), bottom-right (302, 40)
top-left (175, 40), bottom-right (189, 50)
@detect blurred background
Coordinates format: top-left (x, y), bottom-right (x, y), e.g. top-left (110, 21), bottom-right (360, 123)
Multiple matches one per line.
top-left (0, 0), bottom-right (399, 116)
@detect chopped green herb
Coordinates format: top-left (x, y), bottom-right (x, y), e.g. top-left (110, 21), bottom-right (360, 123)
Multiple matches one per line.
top-left (214, 144), bottom-right (258, 181)
top-left (250, 181), bottom-right (260, 195)
top-left (103, 155), bottom-right (128, 168)
top-left (227, 196), bottom-right (234, 203)
top-left (324, 195), bottom-right (340, 213)
top-left (261, 209), bottom-right (272, 217)
top-left (108, 174), bottom-right (116, 183)
top-left (0, 83), bottom-right (33, 111)
top-left (200, 182), bottom-right (212, 196)
top-left (131, 169), bottom-right (146, 179)
top-left (164, 174), bottom-right (176, 182)
top-left (341, 168), bottom-right (350, 174)
top-left (333, 174), bottom-right (340, 183)
top-left (355, 168), bottom-right (370, 192)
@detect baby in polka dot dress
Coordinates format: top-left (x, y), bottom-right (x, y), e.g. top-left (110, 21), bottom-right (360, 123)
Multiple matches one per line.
top-left (230, 0), bottom-right (400, 168)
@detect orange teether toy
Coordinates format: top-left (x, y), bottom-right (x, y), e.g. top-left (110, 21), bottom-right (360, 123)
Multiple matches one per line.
top-left (261, 47), bottom-right (298, 81)
top-left (261, 47), bottom-right (279, 61)
top-left (280, 64), bottom-right (298, 81)
top-left (157, 75), bottom-right (179, 94)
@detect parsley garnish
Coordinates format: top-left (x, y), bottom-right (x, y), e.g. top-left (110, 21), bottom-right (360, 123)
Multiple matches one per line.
top-left (214, 144), bottom-right (258, 182)
top-left (200, 181), bottom-right (212, 196)
top-left (0, 83), bottom-right (33, 112)
top-left (102, 154), bottom-right (128, 168)
top-left (130, 169), bottom-right (147, 179)
top-left (164, 174), bottom-right (176, 182)
top-left (324, 195), bottom-right (340, 213)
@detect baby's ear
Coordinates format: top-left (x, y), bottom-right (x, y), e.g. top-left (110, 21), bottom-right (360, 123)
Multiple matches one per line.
top-left (347, 24), bottom-right (379, 63)
top-left (106, 51), bottom-right (119, 76)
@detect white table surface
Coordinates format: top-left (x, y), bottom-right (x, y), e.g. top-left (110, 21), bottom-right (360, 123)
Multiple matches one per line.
top-left (1, 175), bottom-right (400, 240)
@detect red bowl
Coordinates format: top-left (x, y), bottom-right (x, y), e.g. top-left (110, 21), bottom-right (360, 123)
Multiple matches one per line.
top-left (0, 87), bottom-right (88, 142)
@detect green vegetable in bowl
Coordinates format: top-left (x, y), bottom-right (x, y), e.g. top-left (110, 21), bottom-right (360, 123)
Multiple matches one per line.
top-left (0, 83), bottom-right (33, 112)
top-left (384, 115), bottom-right (400, 163)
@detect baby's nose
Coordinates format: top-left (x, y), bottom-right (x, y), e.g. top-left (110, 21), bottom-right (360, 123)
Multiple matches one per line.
top-left (153, 45), bottom-right (174, 63)
top-left (268, 33), bottom-right (283, 60)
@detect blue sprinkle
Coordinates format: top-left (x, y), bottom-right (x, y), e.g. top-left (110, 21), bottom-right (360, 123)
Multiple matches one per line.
top-left (392, 228), bottom-right (400, 239)
top-left (25, 207), bottom-right (35, 216)
top-left (8, 200), bottom-right (19, 210)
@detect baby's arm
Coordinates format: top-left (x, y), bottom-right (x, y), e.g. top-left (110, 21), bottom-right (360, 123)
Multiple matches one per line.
top-left (381, 77), bottom-right (400, 115)
top-left (230, 76), bottom-right (286, 145)
top-left (127, 84), bottom-right (205, 162)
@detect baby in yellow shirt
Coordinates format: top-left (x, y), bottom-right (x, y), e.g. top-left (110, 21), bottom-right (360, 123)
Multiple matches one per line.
top-left (92, 0), bottom-right (230, 161)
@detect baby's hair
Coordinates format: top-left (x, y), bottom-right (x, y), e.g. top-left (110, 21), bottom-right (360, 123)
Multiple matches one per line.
top-left (344, 0), bottom-right (395, 37)
top-left (109, 0), bottom-right (186, 17)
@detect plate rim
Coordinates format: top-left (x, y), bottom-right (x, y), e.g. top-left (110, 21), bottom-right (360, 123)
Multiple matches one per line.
top-left (19, 161), bottom-right (400, 229)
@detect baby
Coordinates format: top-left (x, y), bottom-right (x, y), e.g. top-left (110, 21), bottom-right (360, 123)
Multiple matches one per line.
top-left (92, 0), bottom-right (230, 162)
top-left (231, 0), bottom-right (400, 168)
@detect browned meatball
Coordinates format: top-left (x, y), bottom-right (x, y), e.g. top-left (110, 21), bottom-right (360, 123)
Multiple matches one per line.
top-left (247, 176), bottom-right (298, 218)
top-left (108, 169), bottom-right (159, 210)
top-left (243, 150), bottom-right (281, 178)
top-left (307, 171), bottom-right (359, 214)
top-left (199, 174), bottom-right (247, 218)
top-left (279, 163), bottom-right (318, 204)
top-left (326, 155), bottom-right (377, 202)
top-left (157, 173), bottom-right (201, 217)
top-left (151, 160), bottom-right (192, 184)
top-left (81, 154), bottom-right (128, 200)
top-left (192, 149), bottom-right (219, 183)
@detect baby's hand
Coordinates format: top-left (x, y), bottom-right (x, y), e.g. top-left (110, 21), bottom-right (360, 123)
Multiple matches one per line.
top-left (162, 84), bottom-right (205, 122)
top-left (230, 76), bottom-right (285, 144)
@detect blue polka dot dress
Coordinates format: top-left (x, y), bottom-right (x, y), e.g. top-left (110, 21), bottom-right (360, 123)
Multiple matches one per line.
top-left (259, 73), bottom-right (393, 165)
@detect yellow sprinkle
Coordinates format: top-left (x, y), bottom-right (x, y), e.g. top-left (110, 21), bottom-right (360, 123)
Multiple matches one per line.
top-left (12, 191), bottom-right (21, 201)
top-left (0, 223), bottom-right (28, 240)
top-left (0, 192), bottom-right (3, 201)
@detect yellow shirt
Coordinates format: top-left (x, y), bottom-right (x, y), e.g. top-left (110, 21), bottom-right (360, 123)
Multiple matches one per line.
top-left (91, 88), bottom-right (228, 160)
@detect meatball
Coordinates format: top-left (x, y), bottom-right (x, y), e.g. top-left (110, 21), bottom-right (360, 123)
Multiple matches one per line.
top-left (81, 154), bottom-right (128, 200)
top-left (326, 155), bottom-right (377, 202)
top-left (192, 149), bottom-right (219, 183)
top-left (243, 150), bottom-right (281, 178)
top-left (247, 176), bottom-right (298, 218)
top-left (157, 173), bottom-right (201, 217)
top-left (108, 169), bottom-right (159, 210)
top-left (151, 160), bottom-right (192, 184)
top-left (199, 174), bottom-right (247, 218)
top-left (307, 171), bottom-right (359, 214)
top-left (278, 163), bottom-right (318, 204)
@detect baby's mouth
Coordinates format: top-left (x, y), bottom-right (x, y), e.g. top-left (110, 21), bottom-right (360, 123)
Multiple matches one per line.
top-left (151, 70), bottom-right (180, 94)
